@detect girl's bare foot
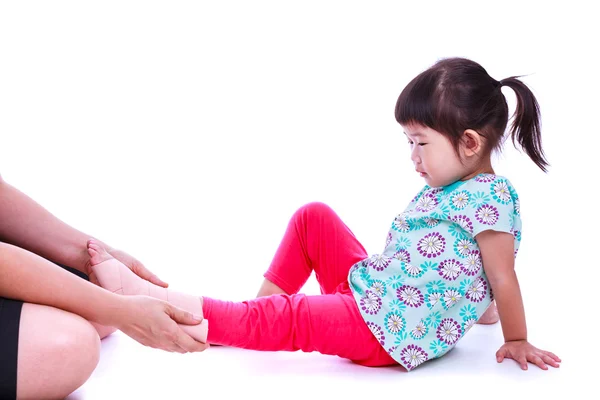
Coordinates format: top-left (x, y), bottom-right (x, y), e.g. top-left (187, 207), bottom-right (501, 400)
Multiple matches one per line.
top-left (87, 239), bottom-right (208, 342)
top-left (477, 302), bottom-right (499, 324)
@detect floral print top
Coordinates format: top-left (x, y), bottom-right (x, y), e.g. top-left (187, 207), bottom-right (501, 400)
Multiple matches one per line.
top-left (348, 173), bottom-right (521, 371)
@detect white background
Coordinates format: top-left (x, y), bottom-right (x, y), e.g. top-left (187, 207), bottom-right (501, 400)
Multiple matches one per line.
top-left (0, 1), bottom-right (596, 398)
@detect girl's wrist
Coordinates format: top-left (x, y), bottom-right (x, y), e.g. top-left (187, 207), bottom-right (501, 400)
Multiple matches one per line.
top-left (505, 337), bottom-right (527, 343)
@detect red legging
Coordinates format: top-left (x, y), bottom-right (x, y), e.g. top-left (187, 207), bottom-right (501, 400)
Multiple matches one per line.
top-left (202, 202), bottom-right (398, 367)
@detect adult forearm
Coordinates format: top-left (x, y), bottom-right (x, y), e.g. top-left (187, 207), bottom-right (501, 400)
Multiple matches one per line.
top-left (489, 271), bottom-right (527, 342)
top-left (0, 241), bottom-right (122, 326)
top-left (0, 176), bottom-right (104, 272)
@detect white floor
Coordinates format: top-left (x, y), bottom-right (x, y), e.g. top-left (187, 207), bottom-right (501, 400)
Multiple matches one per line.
top-left (1, 2), bottom-right (596, 399)
top-left (68, 321), bottom-right (581, 400)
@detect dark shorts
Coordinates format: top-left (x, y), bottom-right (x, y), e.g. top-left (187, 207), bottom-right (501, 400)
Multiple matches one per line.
top-left (0, 262), bottom-right (88, 399)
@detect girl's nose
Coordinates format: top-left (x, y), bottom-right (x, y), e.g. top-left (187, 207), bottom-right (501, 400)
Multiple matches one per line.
top-left (411, 148), bottom-right (421, 164)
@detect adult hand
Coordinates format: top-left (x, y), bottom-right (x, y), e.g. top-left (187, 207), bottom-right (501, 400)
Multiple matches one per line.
top-left (85, 239), bottom-right (169, 288)
top-left (108, 247), bottom-right (169, 287)
top-left (113, 295), bottom-right (209, 353)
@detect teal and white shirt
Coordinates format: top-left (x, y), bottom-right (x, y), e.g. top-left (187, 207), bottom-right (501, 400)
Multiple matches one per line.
top-left (348, 173), bottom-right (521, 371)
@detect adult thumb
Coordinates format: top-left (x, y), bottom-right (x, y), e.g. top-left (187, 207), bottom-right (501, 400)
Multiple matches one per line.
top-left (166, 304), bottom-right (203, 325)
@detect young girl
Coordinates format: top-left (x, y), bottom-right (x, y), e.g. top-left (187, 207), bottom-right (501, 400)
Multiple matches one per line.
top-left (89, 57), bottom-right (561, 372)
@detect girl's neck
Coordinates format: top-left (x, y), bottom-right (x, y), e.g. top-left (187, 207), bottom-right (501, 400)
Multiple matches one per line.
top-left (460, 159), bottom-right (495, 181)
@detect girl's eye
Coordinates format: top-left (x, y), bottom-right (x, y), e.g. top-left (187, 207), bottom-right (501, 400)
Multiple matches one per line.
top-left (418, 143), bottom-right (427, 146)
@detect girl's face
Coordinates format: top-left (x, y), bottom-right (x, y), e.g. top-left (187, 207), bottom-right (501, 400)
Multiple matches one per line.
top-left (403, 123), bottom-right (484, 188)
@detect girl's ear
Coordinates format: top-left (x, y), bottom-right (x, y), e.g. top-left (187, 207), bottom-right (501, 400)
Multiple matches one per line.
top-left (461, 129), bottom-right (483, 157)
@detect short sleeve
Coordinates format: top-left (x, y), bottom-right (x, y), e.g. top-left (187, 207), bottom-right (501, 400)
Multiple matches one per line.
top-left (448, 175), bottom-right (518, 238)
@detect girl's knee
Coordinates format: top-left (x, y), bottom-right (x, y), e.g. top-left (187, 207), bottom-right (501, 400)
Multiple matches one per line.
top-left (296, 201), bottom-right (336, 219)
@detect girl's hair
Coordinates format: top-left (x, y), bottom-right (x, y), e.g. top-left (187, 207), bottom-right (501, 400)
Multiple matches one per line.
top-left (395, 57), bottom-right (549, 172)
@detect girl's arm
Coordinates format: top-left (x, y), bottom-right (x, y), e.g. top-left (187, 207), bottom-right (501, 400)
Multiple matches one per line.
top-left (476, 230), bottom-right (561, 370)
top-left (476, 230), bottom-right (526, 341)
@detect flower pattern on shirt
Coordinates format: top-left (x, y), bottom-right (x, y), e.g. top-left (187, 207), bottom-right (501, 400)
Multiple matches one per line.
top-left (360, 290), bottom-right (382, 314)
top-left (417, 232), bottom-right (446, 258)
top-left (410, 320), bottom-right (429, 340)
top-left (461, 250), bottom-right (482, 276)
top-left (397, 285), bottom-right (424, 308)
top-left (400, 344), bottom-right (428, 370)
top-left (385, 311), bottom-right (406, 335)
top-left (438, 259), bottom-right (463, 281)
top-left (492, 179), bottom-right (512, 204)
top-left (437, 318), bottom-right (462, 345)
top-left (450, 190), bottom-right (470, 210)
top-left (348, 174), bottom-right (521, 371)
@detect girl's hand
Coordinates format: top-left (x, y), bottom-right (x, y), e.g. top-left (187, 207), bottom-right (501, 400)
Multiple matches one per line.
top-left (496, 340), bottom-right (561, 370)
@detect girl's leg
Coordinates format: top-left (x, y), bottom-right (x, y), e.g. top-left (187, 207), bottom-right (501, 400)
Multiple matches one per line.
top-left (478, 302), bottom-right (499, 324)
top-left (87, 240), bottom-right (208, 343)
top-left (16, 303), bottom-right (101, 399)
top-left (259, 202), bottom-right (368, 297)
top-left (87, 239), bottom-right (395, 366)
top-left (203, 291), bottom-right (400, 368)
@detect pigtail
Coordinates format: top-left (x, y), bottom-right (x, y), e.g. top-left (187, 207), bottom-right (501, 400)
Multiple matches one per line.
top-left (499, 76), bottom-right (549, 172)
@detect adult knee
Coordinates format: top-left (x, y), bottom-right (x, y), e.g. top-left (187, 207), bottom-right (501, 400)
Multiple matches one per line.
top-left (47, 318), bottom-right (101, 398)
top-left (17, 307), bottom-right (101, 400)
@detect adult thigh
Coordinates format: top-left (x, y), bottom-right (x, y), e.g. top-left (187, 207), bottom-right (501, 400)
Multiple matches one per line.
top-left (16, 303), bottom-right (101, 400)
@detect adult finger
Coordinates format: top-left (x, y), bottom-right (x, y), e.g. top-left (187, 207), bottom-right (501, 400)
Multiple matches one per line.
top-left (174, 328), bottom-right (210, 353)
top-left (160, 338), bottom-right (185, 353)
top-left (172, 340), bottom-right (190, 354)
top-left (131, 261), bottom-right (169, 288)
top-left (166, 304), bottom-right (203, 326)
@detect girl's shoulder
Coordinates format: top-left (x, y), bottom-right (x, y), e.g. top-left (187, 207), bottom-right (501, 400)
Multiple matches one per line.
top-left (457, 173), bottom-right (519, 197)
top-left (407, 173), bottom-right (520, 211)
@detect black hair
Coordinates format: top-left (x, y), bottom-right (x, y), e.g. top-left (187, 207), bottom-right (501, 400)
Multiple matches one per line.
top-left (395, 57), bottom-right (548, 172)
